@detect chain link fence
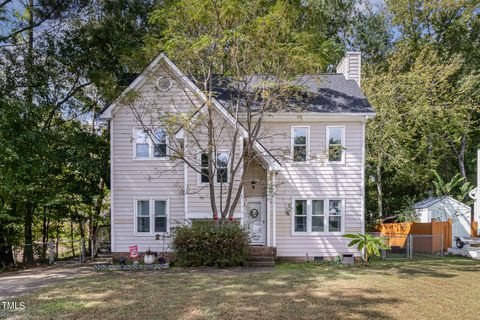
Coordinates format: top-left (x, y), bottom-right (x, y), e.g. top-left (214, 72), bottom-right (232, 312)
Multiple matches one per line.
top-left (371, 233), bottom-right (444, 260)
top-left (410, 234), bottom-right (444, 259)
top-left (11, 239), bottom-right (86, 266)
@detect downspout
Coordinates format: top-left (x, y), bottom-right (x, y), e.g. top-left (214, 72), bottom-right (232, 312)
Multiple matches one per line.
top-left (272, 171), bottom-right (277, 247)
top-left (109, 119), bottom-right (115, 252)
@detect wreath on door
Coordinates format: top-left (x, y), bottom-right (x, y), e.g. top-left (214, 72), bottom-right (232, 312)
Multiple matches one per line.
top-left (249, 208), bottom-right (259, 219)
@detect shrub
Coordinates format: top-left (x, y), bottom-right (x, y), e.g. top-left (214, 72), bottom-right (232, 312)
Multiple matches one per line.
top-left (171, 221), bottom-right (250, 267)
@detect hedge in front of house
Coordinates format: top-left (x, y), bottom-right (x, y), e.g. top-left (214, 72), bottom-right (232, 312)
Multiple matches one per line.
top-left (171, 221), bottom-right (250, 267)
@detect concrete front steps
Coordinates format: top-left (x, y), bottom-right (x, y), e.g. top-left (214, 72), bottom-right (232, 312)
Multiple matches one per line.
top-left (95, 242), bottom-right (113, 264)
top-left (244, 246), bottom-right (276, 267)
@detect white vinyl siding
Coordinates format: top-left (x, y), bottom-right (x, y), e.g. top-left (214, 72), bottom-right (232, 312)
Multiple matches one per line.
top-left (264, 120), bottom-right (364, 257)
top-left (110, 58), bottom-right (366, 259)
top-left (111, 64), bottom-right (199, 252)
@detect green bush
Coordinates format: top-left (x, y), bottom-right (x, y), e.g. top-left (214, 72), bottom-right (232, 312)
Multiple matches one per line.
top-left (171, 221), bottom-right (250, 267)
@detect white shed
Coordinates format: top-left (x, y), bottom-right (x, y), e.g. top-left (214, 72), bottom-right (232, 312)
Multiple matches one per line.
top-left (413, 196), bottom-right (471, 247)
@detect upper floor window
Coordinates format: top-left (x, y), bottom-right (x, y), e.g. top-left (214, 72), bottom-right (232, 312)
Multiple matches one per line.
top-left (135, 199), bottom-right (169, 234)
top-left (292, 127), bottom-right (309, 162)
top-left (134, 128), bottom-right (167, 159)
top-left (327, 127), bottom-right (345, 163)
top-left (216, 152), bottom-right (229, 183)
top-left (200, 153), bottom-right (210, 184)
top-left (198, 151), bottom-right (229, 184)
top-left (292, 198), bottom-right (343, 234)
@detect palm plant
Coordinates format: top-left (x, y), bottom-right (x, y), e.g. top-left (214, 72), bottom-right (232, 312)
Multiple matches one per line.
top-left (343, 233), bottom-right (388, 266)
top-left (431, 170), bottom-right (473, 204)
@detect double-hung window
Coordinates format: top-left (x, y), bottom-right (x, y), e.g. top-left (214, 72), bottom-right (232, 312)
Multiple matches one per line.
top-left (294, 200), bottom-right (307, 232)
top-left (328, 200), bottom-right (342, 232)
top-left (292, 199), bottom-right (343, 234)
top-left (200, 153), bottom-right (210, 183)
top-left (199, 151), bottom-right (229, 184)
top-left (134, 128), bottom-right (167, 159)
top-left (135, 199), bottom-right (169, 234)
top-left (216, 152), bottom-right (229, 183)
top-left (154, 200), bottom-right (167, 233)
top-left (136, 200), bottom-right (150, 233)
top-left (327, 127), bottom-right (345, 163)
top-left (311, 200), bottom-right (325, 232)
top-left (292, 127), bottom-right (308, 162)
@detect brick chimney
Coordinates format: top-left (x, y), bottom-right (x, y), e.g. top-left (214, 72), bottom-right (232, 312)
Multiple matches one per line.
top-left (336, 52), bottom-right (361, 87)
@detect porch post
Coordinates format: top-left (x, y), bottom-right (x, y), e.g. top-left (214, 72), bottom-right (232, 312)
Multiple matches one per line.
top-left (240, 137), bottom-right (245, 222)
top-left (266, 170), bottom-right (271, 246)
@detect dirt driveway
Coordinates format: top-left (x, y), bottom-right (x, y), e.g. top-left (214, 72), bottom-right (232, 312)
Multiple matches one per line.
top-left (0, 265), bottom-right (95, 300)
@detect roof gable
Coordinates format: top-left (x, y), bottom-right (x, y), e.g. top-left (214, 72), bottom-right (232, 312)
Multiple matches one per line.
top-left (99, 53), bottom-right (281, 171)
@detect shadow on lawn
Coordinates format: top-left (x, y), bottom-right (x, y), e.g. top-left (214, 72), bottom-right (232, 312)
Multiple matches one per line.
top-left (12, 258), bottom-right (480, 319)
top-left (13, 269), bottom-right (401, 320)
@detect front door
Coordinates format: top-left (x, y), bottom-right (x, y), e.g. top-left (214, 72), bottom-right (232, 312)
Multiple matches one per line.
top-left (245, 199), bottom-right (266, 245)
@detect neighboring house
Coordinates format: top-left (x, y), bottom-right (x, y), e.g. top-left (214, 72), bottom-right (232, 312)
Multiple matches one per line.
top-left (99, 52), bottom-right (375, 261)
top-left (413, 196), bottom-right (472, 246)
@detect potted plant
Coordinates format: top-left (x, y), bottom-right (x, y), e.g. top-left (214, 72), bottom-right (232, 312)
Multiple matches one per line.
top-left (144, 248), bottom-right (155, 265)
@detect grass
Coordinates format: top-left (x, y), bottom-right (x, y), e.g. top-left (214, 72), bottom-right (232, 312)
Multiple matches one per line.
top-left (4, 256), bottom-right (480, 320)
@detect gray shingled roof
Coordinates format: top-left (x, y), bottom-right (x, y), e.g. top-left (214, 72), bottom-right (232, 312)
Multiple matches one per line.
top-left (413, 197), bottom-right (448, 209)
top-left (212, 74), bottom-right (374, 113)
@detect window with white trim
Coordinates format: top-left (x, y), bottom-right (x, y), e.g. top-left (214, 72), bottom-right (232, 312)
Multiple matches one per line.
top-left (200, 153), bottom-right (209, 183)
top-left (327, 127), bottom-right (344, 162)
top-left (294, 200), bottom-right (307, 232)
top-left (216, 152), bottom-right (229, 183)
top-left (311, 200), bottom-right (325, 232)
top-left (135, 199), bottom-right (169, 234)
top-left (292, 127), bottom-right (308, 162)
top-left (292, 199), bottom-right (343, 234)
top-left (328, 199), bottom-right (342, 232)
top-left (134, 128), bottom-right (167, 159)
top-left (136, 200), bottom-right (150, 233)
top-left (154, 200), bottom-right (167, 233)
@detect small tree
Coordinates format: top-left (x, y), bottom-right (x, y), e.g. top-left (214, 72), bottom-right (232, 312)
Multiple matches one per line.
top-left (128, 0), bottom-right (344, 223)
top-left (343, 233), bottom-right (388, 266)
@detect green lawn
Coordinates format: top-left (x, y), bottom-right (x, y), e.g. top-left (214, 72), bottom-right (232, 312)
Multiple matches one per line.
top-left (5, 257), bottom-right (480, 320)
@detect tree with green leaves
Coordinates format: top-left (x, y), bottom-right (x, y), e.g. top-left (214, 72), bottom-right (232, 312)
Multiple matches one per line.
top-left (129, 0), bottom-right (354, 222)
top-left (359, 0), bottom-right (480, 225)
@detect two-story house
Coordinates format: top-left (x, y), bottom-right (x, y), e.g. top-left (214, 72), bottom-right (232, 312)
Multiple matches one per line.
top-left (99, 52), bottom-right (375, 261)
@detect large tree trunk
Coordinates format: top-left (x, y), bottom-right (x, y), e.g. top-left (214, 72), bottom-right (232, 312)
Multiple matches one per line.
top-left (22, 0), bottom-right (35, 266)
top-left (41, 207), bottom-right (47, 261)
top-left (457, 135), bottom-right (467, 179)
top-left (0, 201), bottom-right (16, 267)
top-left (376, 158), bottom-right (383, 219)
top-left (70, 219), bottom-right (75, 258)
top-left (0, 224), bottom-right (14, 267)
